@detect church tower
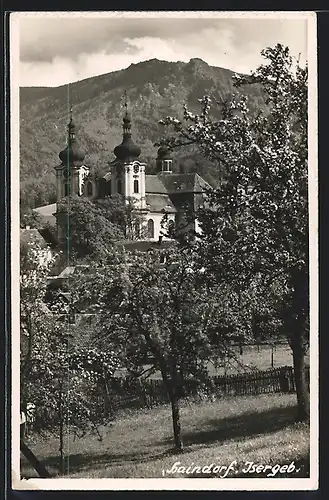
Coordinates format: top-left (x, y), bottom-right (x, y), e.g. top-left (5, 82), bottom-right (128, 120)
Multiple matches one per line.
top-left (111, 96), bottom-right (146, 210)
top-left (55, 109), bottom-right (89, 201)
top-left (156, 145), bottom-right (173, 174)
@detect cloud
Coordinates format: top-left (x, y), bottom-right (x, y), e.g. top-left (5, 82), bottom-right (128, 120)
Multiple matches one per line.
top-left (17, 16), bottom-right (308, 87)
top-left (19, 17), bottom-right (222, 63)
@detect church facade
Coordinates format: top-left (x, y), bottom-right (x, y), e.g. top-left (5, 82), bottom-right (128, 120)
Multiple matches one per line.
top-left (34, 107), bottom-right (211, 242)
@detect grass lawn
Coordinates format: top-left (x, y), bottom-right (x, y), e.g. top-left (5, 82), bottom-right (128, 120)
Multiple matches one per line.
top-left (207, 344), bottom-right (294, 376)
top-left (21, 393), bottom-right (310, 479)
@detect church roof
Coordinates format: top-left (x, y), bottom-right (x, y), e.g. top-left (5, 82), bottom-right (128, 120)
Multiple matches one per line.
top-left (145, 172), bottom-right (211, 196)
top-left (145, 175), bottom-right (167, 194)
top-left (159, 173), bottom-right (211, 194)
top-left (120, 239), bottom-right (177, 252)
top-left (57, 266), bottom-right (76, 278)
top-left (20, 228), bottom-right (49, 248)
top-left (157, 145), bottom-right (173, 161)
top-left (59, 141), bottom-right (85, 167)
top-left (32, 203), bottom-right (57, 226)
top-left (59, 115), bottom-right (85, 167)
top-left (145, 194), bottom-right (177, 213)
top-left (114, 111), bottom-right (141, 161)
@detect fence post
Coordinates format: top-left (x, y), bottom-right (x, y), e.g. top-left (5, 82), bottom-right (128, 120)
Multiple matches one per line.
top-left (102, 363), bottom-right (303, 409)
top-left (278, 367), bottom-right (290, 393)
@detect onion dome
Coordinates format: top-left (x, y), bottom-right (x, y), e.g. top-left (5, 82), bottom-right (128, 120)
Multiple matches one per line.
top-left (59, 112), bottom-right (85, 167)
top-left (114, 111), bottom-right (141, 161)
top-left (157, 144), bottom-right (173, 161)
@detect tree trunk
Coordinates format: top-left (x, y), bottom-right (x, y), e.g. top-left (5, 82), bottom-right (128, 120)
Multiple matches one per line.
top-left (158, 361), bottom-right (184, 452)
top-left (21, 314), bottom-right (33, 380)
top-left (103, 371), bottom-right (110, 418)
top-left (59, 420), bottom-right (65, 475)
top-left (20, 440), bottom-right (52, 478)
top-left (170, 392), bottom-right (183, 452)
top-left (58, 389), bottom-right (65, 475)
top-left (169, 364), bottom-right (183, 451)
top-left (289, 271), bottom-right (310, 422)
top-left (292, 339), bottom-right (310, 422)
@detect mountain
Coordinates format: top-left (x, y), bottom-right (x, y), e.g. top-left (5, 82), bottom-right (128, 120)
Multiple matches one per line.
top-left (20, 57), bottom-right (266, 211)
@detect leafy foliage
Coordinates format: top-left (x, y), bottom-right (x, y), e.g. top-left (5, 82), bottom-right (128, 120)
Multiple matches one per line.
top-left (71, 245), bottom-right (250, 449)
top-left (56, 194), bottom-right (148, 263)
top-left (94, 195), bottom-right (147, 240)
top-left (56, 195), bottom-right (124, 263)
top-left (20, 240), bottom-right (119, 473)
top-left (158, 44), bottom-right (310, 420)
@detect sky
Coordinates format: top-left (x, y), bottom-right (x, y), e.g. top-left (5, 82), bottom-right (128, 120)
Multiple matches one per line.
top-left (16, 13), bottom-right (310, 88)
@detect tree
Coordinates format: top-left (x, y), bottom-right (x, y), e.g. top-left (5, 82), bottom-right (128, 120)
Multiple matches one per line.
top-left (56, 196), bottom-right (124, 263)
top-left (20, 177), bottom-right (57, 214)
top-left (23, 319), bottom-right (118, 474)
top-left (20, 207), bottom-right (44, 230)
top-left (71, 245), bottom-right (236, 451)
top-left (94, 195), bottom-right (147, 240)
top-left (20, 238), bottom-right (55, 385)
top-left (158, 44), bottom-right (310, 421)
top-left (20, 239), bottom-right (119, 475)
top-left (56, 195), bottom-right (148, 264)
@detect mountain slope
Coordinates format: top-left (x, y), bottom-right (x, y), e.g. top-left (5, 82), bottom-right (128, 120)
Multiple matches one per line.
top-left (20, 58), bottom-right (266, 210)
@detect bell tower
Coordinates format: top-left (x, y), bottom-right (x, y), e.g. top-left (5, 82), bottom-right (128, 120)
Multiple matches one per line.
top-left (111, 92), bottom-right (146, 210)
top-left (55, 108), bottom-right (89, 201)
top-left (156, 145), bottom-right (173, 174)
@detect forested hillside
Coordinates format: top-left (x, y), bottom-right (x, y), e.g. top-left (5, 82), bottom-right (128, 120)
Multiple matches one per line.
top-left (20, 57), bottom-right (266, 211)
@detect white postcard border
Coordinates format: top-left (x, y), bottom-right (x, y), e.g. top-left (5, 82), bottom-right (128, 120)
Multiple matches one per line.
top-left (10, 10), bottom-right (318, 491)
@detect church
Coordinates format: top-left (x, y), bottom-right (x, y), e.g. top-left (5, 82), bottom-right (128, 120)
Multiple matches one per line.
top-left (33, 103), bottom-right (211, 243)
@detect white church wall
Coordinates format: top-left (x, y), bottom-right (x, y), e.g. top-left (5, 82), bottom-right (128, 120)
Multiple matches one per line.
top-left (146, 213), bottom-right (175, 241)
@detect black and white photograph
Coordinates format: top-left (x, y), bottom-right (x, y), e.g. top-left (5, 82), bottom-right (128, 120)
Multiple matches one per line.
top-left (11, 11), bottom-right (318, 490)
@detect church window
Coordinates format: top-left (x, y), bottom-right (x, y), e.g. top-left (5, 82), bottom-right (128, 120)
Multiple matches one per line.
top-left (108, 179), bottom-right (112, 195)
top-left (168, 219), bottom-right (175, 235)
top-left (86, 181), bottom-right (93, 196)
top-left (147, 219), bottom-right (155, 239)
top-left (64, 183), bottom-right (70, 197)
top-left (163, 160), bottom-right (172, 172)
top-left (134, 179), bottom-right (139, 194)
top-left (117, 179), bottom-right (122, 194)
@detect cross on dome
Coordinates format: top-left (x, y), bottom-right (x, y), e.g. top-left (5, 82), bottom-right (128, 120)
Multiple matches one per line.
top-left (58, 105), bottom-right (85, 166)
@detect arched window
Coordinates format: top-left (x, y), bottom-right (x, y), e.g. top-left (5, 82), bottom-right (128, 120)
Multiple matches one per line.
top-left (64, 183), bottom-right (70, 197)
top-left (117, 179), bottom-right (122, 194)
top-left (147, 219), bottom-right (155, 239)
top-left (86, 181), bottom-right (93, 196)
top-left (133, 179), bottom-right (139, 194)
top-left (168, 219), bottom-right (175, 235)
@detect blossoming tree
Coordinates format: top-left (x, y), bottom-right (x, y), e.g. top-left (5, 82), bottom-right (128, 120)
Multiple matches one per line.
top-left (20, 239), bottom-right (119, 475)
top-left (158, 44), bottom-right (310, 421)
top-left (71, 244), bottom-right (242, 451)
